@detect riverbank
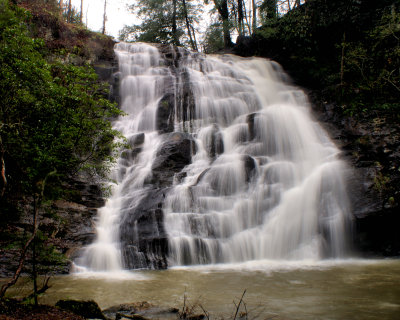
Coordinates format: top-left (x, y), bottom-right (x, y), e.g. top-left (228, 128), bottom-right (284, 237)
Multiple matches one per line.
top-left (0, 299), bottom-right (84, 320)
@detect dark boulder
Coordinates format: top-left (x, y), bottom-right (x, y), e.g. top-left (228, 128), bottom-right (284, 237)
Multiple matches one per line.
top-left (56, 300), bottom-right (106, 320)
top-left (243, 155), bottom-right (257, 182)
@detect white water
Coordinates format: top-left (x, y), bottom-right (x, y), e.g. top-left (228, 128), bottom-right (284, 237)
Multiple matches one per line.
top-left (77, 43), bottom-right (352, 272)
top-left (76, 43), bottom-right (173, 271)
top-left (165, 53), bottom-right (352, 264)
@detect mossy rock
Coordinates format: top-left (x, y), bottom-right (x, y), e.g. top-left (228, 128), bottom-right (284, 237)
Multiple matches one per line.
top-left (55, 299), bottom-right (106, 319)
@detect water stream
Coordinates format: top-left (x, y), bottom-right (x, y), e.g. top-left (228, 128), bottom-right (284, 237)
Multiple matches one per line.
top-left (8, 260), bottom-right (399, 320)
top-left (77, 42), bottom-right (352, 271)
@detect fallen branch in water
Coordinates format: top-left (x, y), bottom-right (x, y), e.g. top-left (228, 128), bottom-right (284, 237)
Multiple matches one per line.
top-left (233, 289), bottom-right (247, 320)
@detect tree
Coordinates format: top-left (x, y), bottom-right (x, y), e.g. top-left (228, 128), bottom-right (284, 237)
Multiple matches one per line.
top-left (182, 0), bottom-right (197, 50)
top-left (212, 0), bottom-right (233, 48)
top-left (0, 0), bottom-right (122, 300)
top-left (260, 0), bottom-right (277, 20)
top-left (67, 0), bottom-right (71, 22)
top-left (102, 0), bottom-right (107, 34)
top-left (121, 0), bottom-right (200, 49)
top-left (202, 21), bottom-right (225, 53)
top-left (80, 0), bottom-right (83, 23)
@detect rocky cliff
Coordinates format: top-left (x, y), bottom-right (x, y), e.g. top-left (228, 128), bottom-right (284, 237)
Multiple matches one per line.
top-left (311, 96), bottom-right (400, 257)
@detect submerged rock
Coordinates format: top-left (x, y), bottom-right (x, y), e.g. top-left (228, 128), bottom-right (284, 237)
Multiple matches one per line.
top-left (104, 301), bottom-right (179, 320)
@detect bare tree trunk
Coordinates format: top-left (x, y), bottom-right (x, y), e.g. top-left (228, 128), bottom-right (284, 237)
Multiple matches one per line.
top-left (0, 136), bottom-right (6, 198)
top-left (238, 0), bottom-right (244, 35)
top-left (242, 0), bottom-right (252, 35)
top-left (287, 0), bottom-right (291, 11)
top-left (86, 4), bottom-right (89, 27)
top-left (67, 0), bottom-right (72, 23)
top-left (295, 0), bottom-right (301, 7)
top-left (252, 0), bottom-right (257, 33)
top-left (32, 196), bottom-right (38, 306)
top-left (183, 0), bottom-right (196, 50)
top-left (172, 0), bottom-right (179, 46)
top-left (80, 0), bottom-right (83, 24)
top-left (102, 0), bottom-right (107, 34)
top-left (0, 197), bottom-right (39, 299)
top-left (231, 1), bottom-right (238, 34)
top-left (190, 24), bottom-right (198, 51)
top-left (213, 0), bottom-right (233, 48)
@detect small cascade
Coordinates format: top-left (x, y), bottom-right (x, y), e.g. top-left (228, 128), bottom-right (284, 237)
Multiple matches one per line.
top-left (77, 43), bottom-right (173, 271)
top-left (77, 43), bottom-right (352, 272)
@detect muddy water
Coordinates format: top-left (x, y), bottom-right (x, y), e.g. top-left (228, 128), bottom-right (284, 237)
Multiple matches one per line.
top-left (8, 260), bottom-right (393, 319)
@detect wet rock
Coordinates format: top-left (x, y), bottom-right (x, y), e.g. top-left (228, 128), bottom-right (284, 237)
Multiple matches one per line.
top-left (310, 94), bottom-right (400, 256)
top-left (0, 176), bottom-right (105, 277)
top-left (56, 299), bottom-right (106, 320)
top-left (128, 133), bottom-right (145, 147)
top-left (246, 113), bottom-right (257, 141)
top-left (206, 125), bottom-right (224, 159)
top-left (156, 93), bottom-right (175, 133)
top-left (152, 132), bottom-right (196, 187)
top-left (121, 147), bottom-right (143, 161)
top-left (116, 314), bottom-right (148, 320)
top-left (119, 133), bottom-right (196, 269)
top-left (119, 188), bottom-right (169, 269)
top-left (243, 155), bottom-right (257, 182)
top-left (93, 59), bottom-right (120, 105)
top-left (104, 302), bottom-right (179, 320)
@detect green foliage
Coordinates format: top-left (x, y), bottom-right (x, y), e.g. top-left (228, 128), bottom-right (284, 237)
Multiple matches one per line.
top-left (255, 0), bottom-right (400, 116)
top-left (0, 0), bottom-right (122, 198)
top-left (0, 0), bottom-right (123, 297)
top-left (29, 230), bottom-right (67, 274)
top-left (202, 22), bottom-right (225, 53)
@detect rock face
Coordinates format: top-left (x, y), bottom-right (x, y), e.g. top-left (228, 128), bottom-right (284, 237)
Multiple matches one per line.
top-left (0, 178), bottom-right (105, 277)
top-left (311, 97), bottom-right (400, 256)
top-left (156, 93), bottom-right (175, 134)
top-left (49, 180), bottom-right (105, 262)
top-left (119, 132), bottom-right (196, 269)
top-left (152, 132), bottom-right (196, 187)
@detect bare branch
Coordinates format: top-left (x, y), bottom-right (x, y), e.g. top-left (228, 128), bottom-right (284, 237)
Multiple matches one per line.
top-left (233, 289), bottom-right (247, 320)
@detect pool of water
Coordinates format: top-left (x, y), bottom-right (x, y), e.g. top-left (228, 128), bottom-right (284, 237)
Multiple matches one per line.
top-left (5, 259), bottom-right (400, 319)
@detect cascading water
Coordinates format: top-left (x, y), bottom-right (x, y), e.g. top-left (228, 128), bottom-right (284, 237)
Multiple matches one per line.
top-left (165, 53), bottom-right (351, 265)
top-left (77, 42), bottom-right (352, 272)
top-left (77, 43), bottom-right (173, 271)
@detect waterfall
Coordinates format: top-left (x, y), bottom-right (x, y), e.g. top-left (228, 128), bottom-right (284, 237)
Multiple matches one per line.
top-left (76, 42), bottom-right (352, 272)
